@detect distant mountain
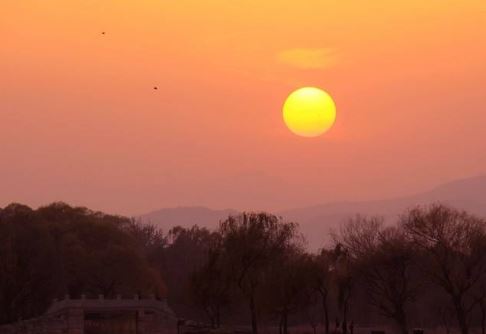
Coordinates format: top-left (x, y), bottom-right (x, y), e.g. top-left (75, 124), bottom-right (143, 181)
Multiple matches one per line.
top-left (138, 206), bottom-right (238, 231)
top-left (139, 174), bottom-right (486, 249)
top-left (281, 174), bottom-right (486, 249)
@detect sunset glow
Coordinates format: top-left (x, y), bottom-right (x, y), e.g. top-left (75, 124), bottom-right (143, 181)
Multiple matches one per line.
top-left (1, 0), bottom-right (486, 213)
top-left (2, 2), bottom-right (486, 331)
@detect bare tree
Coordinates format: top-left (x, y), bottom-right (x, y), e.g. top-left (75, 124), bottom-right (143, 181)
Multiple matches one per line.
top-left (307, 250), bottom-right (333, 334)
top-left (401, 204), bottom-right (486, 334)
top-left (473, 282), bottom-right (486, 334)
top-left (219, 212), bottom-right (299, 334)
top-left (471, 239), bottom-right (486, 334)
top-left (191, 233), bottom-right (231, 328)
top-left (265, 248), bottom-right (313, 334)
top-left (333, 243), bottom-right (354, 334)
top-left (363, 227), bottom-right (419, 334)
top-left (336, 216), bottom-right (420, 334)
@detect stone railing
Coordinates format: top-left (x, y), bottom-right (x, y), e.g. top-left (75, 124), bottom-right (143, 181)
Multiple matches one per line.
top-left (47, 294), bottom-right (175, 318)
top-left (0, 294), bottom-right (177, 334)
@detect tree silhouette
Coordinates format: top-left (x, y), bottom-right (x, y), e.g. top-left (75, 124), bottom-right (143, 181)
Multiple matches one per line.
top-left (218, 212), bottom-right (298, 334)
top-left (402, 204), bottom-right (486, 334)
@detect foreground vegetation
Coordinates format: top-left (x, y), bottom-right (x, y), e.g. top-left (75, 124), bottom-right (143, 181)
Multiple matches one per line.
top-left (1, 202), bottom-right (486, 334)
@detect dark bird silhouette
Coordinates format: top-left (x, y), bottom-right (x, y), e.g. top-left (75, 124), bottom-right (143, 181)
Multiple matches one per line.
top-left (101, 31), bottom-right (106, 35)
top-left (153, 86), bottom-right (158, 90)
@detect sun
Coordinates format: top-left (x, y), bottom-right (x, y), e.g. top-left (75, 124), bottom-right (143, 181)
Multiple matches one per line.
top-left (283, 87), bottom-right (336, 137)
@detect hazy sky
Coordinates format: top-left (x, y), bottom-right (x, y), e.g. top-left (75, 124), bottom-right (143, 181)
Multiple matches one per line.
top-left (1, 0), bottom-right (486, 215)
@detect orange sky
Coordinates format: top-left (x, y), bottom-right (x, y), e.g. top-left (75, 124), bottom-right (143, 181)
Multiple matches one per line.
top-left (1, 0), bottom-right (486, 215)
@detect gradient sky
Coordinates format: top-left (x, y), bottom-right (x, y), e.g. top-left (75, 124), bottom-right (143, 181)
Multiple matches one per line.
top-left (1, 0), bottom-right (486, 215)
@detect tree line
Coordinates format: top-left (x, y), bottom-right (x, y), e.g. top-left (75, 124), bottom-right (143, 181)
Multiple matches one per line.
top-left (1, 202), bottom-right (486, 334)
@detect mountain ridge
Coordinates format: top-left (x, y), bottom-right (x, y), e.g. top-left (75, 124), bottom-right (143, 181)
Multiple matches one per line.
top-left (139, 174), bottom-right (486, 248)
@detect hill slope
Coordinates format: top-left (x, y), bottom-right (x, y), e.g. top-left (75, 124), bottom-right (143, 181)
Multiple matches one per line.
top-left (281, 174), bottom-right (486, 249)
top-left (139, 206), bottom-right (238, 231)
top-left (139, 174), bottom-right (486, 249)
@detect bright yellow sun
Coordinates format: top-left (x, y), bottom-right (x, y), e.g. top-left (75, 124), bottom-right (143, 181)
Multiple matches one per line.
top-left (283, 87), bottom-right (336, 137)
